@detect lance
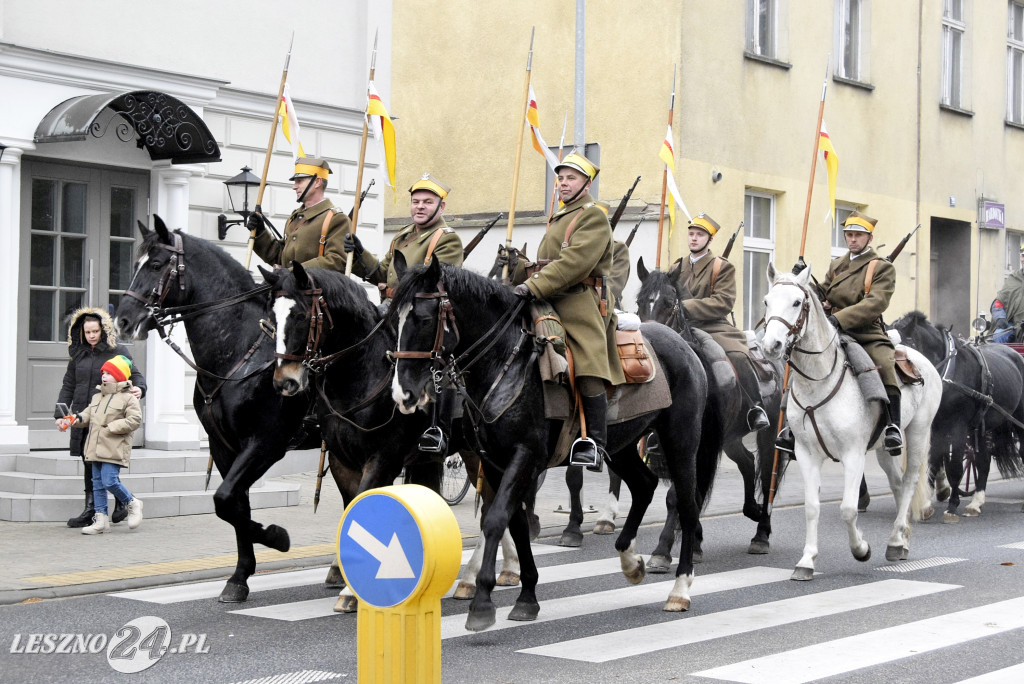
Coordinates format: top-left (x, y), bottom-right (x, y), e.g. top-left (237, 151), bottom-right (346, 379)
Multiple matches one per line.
top-left (721, 221), bottom-right (744, 260)
top-left (656, 65), bottom-right (676, 268)
top-left (345, 29), bottom-right (379, 277)
top-left (886, 223), bottom-right (921, 263)
top-left (502, 27), bottom-right (536, 283)
top-left (246, 32), bottom-right (294, 271)
top-left (793, 59), bottom-right (831, 271)
top-left (312, 439), bottom-right (328, 513)
top-left (610, 175), bottom-right (642, 231)
top-left (767, 364), bottom-right (791, 508)
top-left (546, 110), bottom-right (569, 220)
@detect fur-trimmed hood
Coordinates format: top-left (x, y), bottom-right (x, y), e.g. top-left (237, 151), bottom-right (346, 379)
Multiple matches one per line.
top-left (66, 306), bottom-right (118, 350)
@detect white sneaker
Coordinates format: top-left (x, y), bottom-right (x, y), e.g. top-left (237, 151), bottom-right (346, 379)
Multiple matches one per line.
top-left (82, 512), bottom-right (110, 535)
top-left (126, 498), bottom-right (144, 529)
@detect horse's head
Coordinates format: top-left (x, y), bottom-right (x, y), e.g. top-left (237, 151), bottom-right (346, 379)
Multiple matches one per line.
top-left (891, 310), bottom-right (943, 360)
top-left (636, 257), bottom-right (684, 326)
top-left (761, 262), bottom-right (817, 360)
top-left (261, 263), bottom-right (315, 396)
top-left (115, 215), bottom-right (185, 340)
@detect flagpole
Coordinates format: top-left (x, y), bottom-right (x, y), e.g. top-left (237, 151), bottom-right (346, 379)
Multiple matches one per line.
top-left (346, 29), bottom-right (378, 277)
top-left (546, 109), bottom-right (569, 220)
top-left (655, 65), bottom-right (676, 268)
top-left (502, 27), bottom-right (535, 283)
top-left (246, 32), bottom-right (294, 270)
top-left (798, 59), bottom-right (830, 259)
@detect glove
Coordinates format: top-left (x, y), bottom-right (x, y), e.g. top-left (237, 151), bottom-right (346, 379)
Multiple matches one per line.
top-left (513, 283), bottom-right (534, 300)
top-left (791, 258), bottom-right (808, 276)
top-left (495, 245), bottom-right (518, 270)
top-left (827, 315), bottom-right (841, 330)
top-left (245, 212), bottom-right (266, 236)
top-left (344, 233), bottom-right (363, 256)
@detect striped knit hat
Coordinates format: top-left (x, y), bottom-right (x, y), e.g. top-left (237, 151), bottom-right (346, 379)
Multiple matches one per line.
top-left (101, 355), bottom-right (132, 383)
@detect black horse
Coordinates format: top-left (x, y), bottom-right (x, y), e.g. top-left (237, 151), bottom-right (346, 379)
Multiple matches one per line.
top-left (892, 311), bottom-right (1024, 520)
top-left (390, 254), bottom-right (722, 631)
top-left (635, 258), bottom-right (786, 556)
top-left (115, 217), bottom-right (304, 603)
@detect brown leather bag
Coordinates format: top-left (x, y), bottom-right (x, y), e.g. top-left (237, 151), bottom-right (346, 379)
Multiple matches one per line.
top-left (615, 329), bottom-right (654, 383)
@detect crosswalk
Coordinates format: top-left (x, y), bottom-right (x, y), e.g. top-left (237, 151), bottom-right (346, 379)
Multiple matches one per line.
top-left (109, 544), bottom-right (1024, 682)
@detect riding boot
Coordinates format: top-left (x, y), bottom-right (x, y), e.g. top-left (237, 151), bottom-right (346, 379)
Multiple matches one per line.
top-left (736, 354), bottom-right (770, 432)
top-left (287, 399), bottom-right (322, 451)
top-left (775, 424), bottom-right (796, 461)
top-left (883, 390), bottom-right (903, 456)
top-left (569, 393), bottom-right (609, 473)
top-left (67, 462), bottom-right (95, 528)
top-left (419, 387), bottom-right (456, 458)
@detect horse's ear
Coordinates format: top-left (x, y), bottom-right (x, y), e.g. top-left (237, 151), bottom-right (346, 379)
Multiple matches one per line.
top-left (637, 256), bottom-right (649, 282)
top-left (426, 253), bottom-right (441, 280)
top-left (257, 265), bottom-right (277, 286)
top-left (766, 262), bottom-right (778, 286)
top-left (794, 262), bottom-right (812, 285)
top-left (153, 215), bottom-right (172, 244)
top-left (291, 261), bottom-right (310, 289)
top-left (393, 250), bottom-right (408, 279)
top-left (137, 220), bottom-right (152, 240)
top-left (667, 260), bottom-right (682, 282)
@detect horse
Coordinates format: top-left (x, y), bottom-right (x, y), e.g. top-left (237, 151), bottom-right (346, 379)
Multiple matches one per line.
top-left (891, 311), bottom-right (1024, 521)
top-left (389, 254), bottom-right (722, 631)
top-left (635, 257), bottom-right (786, 559)
top-left (114, 216), bottom-right (305, 603)
top-left (760, 264), bottom-right (942, 578)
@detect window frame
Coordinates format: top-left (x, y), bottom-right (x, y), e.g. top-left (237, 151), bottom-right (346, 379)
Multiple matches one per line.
top-left (1008, 1), bottom-right (1024, 124)
top-left (742, 190), bottom-right (777, 331)
top-left (942, 0), bottom-right (967, 109)
top-left (835, 0), bottom-right (864, 81)
top-left (747, 0), bottom-right (778, 59)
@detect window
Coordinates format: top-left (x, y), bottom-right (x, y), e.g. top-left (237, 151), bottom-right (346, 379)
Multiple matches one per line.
top-left (747, 0), bottom-right (777, 58)
top-left (1008, 1), bottom-right (1024, 123)
top-left (836, 0), bottom-right (862, 80)
top-left (743, 191), bottom-right (776, 330)
top-left (942, 0), bottom-right (966, 108)
top-left (28, 179), bottom-right (87, 342)
top-left (1006, 230), bottom-right (1023, 273)
top-left (831, 204), bottom-right (858, 258)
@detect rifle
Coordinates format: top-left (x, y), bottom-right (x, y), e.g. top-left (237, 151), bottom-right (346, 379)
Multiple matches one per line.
top-left (886, 223), bottom-right (921, 263)
top-left (721, 221), bottom-right (744, 259)
top-left (624, 214), bottom-right (649, 248)
top-left (463, 212), bottom-right (505, 258)
top-left (347, 179), bottom-right (375, 220)
top-left (609, 175), bottom-right (641, 230)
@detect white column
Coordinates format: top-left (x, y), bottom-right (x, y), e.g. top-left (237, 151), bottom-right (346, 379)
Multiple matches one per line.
top-left (143, 163), bottom-right (201, 450)
top-left (0, 146), bottom-right (29, 454)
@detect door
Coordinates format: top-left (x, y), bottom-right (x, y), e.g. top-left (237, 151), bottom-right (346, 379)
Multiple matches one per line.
top-left (17, 160), bottom-right (149, 449)
top-left (929, 217), bottom-right (971, 331)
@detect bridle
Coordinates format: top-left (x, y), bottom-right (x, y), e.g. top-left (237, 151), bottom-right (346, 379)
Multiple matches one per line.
top-left (124, 232), bottom-right (186, 311)
top-left (272, 273), bottom-right (335, 370)
top-left (764, 281), bottom-right (813, 360)
top-left (390, 279), bottom-right (461, 397)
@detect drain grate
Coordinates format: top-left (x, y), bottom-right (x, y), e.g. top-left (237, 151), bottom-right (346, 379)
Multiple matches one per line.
top-left (229, 670), bottom-right (347, 684)
top-left (876, 556), bottom-right (967, 573)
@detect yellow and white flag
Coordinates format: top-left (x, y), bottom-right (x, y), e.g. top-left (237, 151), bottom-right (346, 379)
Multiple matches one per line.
top-left (527, 85), bottom-right (560, 172)
top-left (658, 124), bottom-right (691, 234)
top-left (277, 83), bottom-right (305, 162)
top-left (367, 81), bottom-right (397, 189)
top-left (818, 121), bottom-right (839, 226)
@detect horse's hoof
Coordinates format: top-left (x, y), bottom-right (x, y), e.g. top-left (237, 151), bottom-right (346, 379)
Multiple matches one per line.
top-left (623, 557), bottom-right (646, 585)
top-left (507, 601), bottom-right (540, 622)
top-left (858, 492), bottom-right (871, 512)
top-left (920, 505), bottom-right (935, 521)
top-left (853, 544), bottom-right (871, 563)
top-left (937, 485), bottom-right (951, 502)
top-left (692, 549), bottom-right (703, 564)
top-left (263, 524), bottom-right (291, 553)
top-left (465, 606), bottom-right (497, 632)
top-left (593, 520), bottom-right (616, 535)
top-left (333, 594), bottom-right (358, 613)
top-left (963, 507), bottom-right (980, 517)
top-left (217, 582), bottom-right (249, 603)
top-left (663, 596), bottom-right (691, 612)
top-left (791, 567), bottom-right (814, 581)
top-left (324, 565), bottom-right (345, 588)
top-left (452, 582), bottom-right (476, 600)
top-left (559, 531), bottom-right (583, 548)
top-left (901, 546), bottom-right (909, 560)
top-left (943, 512), bottom-right (960, 524)
top-left (747, 540), bottom-right (770, 555)
top-left (885, 545), bottom-right (907, 562)
top-left (647, 554), bottom-right (672, 574)
top-left (496, 571), bottom-right (520, 587)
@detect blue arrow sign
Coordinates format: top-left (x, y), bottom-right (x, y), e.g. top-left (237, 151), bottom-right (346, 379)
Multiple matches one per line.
top-left (339, 493), bottom-right (426, 607)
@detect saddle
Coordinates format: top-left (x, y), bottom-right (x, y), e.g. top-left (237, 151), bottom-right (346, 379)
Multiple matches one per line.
top-left (895, 346), bottom-right (924, 385)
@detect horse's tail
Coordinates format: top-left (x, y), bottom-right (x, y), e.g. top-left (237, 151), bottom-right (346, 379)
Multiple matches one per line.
top-left (696, 394), bottom-right (724, 513)
top-left (992, 423), bottom-right (1024, 480)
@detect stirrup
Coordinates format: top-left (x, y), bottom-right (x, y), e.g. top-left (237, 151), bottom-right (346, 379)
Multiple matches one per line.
top-left (884, 425), bottom-right (904, 456)
top-left (747, 406), bottom-right (770, 432)
top-left (568, 437), bottom-right (603, 472)
top-left (775, 426), bottom-right (795, 460)
top-left (418, 426), bottom-right (448, 456)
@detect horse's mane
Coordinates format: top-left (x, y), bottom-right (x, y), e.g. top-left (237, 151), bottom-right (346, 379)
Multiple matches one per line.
top-left (389, 262), bottom-right (519, 325)
top-left (138, 228), bottom-right (256, 288)
top-left (296, 267), bottom-right (380, 329)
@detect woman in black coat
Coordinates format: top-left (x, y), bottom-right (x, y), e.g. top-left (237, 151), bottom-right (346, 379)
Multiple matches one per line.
top-left (55, 307), bottom-right (146, 527)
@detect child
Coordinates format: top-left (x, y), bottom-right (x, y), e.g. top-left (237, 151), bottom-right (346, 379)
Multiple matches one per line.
top-left (58, 355), bottom-right (144, 534)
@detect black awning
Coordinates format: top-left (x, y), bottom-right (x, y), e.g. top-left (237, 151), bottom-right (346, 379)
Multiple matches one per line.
top-left (34, 90), bottom-right (221, 164)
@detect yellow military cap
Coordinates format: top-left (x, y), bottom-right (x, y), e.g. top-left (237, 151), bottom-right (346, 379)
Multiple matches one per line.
top-left (555, 151), bottom-right (600, 180)
top-left (843, 210), bottom-right (877, 233)
top-left (688, 213), bottom-right (720, 236)
top-left (409, 173), bottom-right (450, 200)
top-left (289, 157), bottom-right (332, 181)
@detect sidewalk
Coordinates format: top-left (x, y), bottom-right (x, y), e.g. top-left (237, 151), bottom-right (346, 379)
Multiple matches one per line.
top-left (0, 450), bottom-right (899, 605)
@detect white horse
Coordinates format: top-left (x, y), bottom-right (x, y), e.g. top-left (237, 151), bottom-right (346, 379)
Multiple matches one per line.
top-left (760, 264), bottom-right (942, 580)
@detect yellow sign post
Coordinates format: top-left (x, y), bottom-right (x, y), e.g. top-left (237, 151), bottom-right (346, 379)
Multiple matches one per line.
top-left (337, 484), bottom-right (461, 683)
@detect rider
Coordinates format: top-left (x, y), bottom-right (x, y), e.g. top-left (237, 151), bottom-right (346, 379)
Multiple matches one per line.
top-left (783, 211), bottom-right (903, 455)
top-left (674, 213), bottom-right (771, 433)
top-left (344, 174), bottom-right (464, 456)
top-left (511, 150), bottom-right (625, 472)
top-left (992, 239), bottom-right (1024, 343)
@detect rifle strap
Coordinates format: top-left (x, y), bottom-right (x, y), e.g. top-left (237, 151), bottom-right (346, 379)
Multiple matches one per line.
top-left (318, 210), bottom-right (334, 258)
top-left (423, 227), bottom-right (450, 264)
top-left (560, 204), bottom-right (593, 247)
top-left (710, 257), bottom-right (725, 296)
top-left (864, 258), bottom-right (879, 296)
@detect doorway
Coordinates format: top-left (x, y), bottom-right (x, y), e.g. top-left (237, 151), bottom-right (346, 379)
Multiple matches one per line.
top-left (929, 217), bottom-right (971, 331)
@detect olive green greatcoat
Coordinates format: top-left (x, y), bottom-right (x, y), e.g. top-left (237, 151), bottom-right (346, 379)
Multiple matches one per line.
top-left (819, 248), bottom-right (898, 387)
top-left (677, 251), bottom-right (749, 355)
top-left (350, 218), bottom-right (463, 290)
top-left (253, 199), bottom-right (351, 272)
top-left (996, 270), bottom-right (1024, 324)
top-left (608, 240), bottom-right (631, 305)
top-left (519, 194), bottom-right (625, 385)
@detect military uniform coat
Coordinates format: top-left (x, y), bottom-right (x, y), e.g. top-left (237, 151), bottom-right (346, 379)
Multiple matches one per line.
top-left (677, 251), bottom-right (750, 355)
top-left (253, 199), bottom-right (351, 272)
top-left (608, 240), bottom-right (631, 306)
top-left (351, 218), bottom-right (463, 290)
top-left (819, 248), bottom-right (898, 387)
top-left (996, 270), bottom-right (1024, 324)
top-left (519, 194), bottom-right (625, 385)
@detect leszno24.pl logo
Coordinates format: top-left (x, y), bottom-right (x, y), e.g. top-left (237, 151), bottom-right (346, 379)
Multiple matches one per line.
top-left (10, 616), bottom-right (209, 674)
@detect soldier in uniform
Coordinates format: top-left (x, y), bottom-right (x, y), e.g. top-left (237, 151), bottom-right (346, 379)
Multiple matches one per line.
top-left (782, 211), bottom-right (903, 455)
top-left (247, 157), bottom-right (351, 271)
top-left (674, 213), bottom-right (770, 432)
top-left (512, 151), bottom-right (625, 472)
top-left (345, 174), bottom-right (464, 456)
top-left (992, 240), bottom-right (1024, 343)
